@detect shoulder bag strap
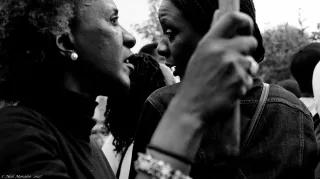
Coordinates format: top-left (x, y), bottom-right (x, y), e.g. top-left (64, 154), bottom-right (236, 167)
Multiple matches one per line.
top-left (242, 83), bottom-right (270, 148)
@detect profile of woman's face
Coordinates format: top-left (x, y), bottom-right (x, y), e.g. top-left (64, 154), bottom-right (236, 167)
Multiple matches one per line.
top-left (157, 0), bottom-right (202, 77)
top-left (72, 0), bottom-right (136, 94)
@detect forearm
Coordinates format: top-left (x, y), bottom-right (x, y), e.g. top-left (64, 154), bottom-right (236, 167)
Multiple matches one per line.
top-left (147, 97), bottom-right (204, 173)
top-left (135, 100), bottom-right (203, 179)
top-left (153, 103), bottom-right (202, 153)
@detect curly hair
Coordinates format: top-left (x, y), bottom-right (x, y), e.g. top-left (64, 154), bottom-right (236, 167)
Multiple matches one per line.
top-left (0, 0), bottom-right (75, 60)
top-left (0, 0), bottom-right (86, 99)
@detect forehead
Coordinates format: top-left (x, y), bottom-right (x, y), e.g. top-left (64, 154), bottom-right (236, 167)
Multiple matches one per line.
top-left (158, 0), bottom-right (182, 19)
top-left (78, 0), bottom-right (117, 18)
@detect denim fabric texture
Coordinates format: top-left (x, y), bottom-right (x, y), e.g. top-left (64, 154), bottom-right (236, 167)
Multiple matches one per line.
top-left (131, 78), bottom-right (318, 179)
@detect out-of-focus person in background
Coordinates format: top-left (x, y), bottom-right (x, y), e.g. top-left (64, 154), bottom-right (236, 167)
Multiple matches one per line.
top-left (291, 42), bottom-right (320, 117)
top-left (139, 42), bottom-right (166, 64)
top-left (90, 96), bottom-right (109, 148)
top-left (312, 60), bottom-right (320, 178)
top-left (140, 42), bottom-right (178, 84)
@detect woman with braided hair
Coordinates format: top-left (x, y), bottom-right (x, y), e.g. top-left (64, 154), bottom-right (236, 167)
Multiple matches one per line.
top-left (132, 0), bottom-right (318, 178)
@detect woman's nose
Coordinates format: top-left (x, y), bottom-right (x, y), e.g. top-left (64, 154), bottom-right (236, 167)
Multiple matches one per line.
top-left (157, 38), bottom-right (170, 58)
top-left (122, 27), bottom-right (136, 48)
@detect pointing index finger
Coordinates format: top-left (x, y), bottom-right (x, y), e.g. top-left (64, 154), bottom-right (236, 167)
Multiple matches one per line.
top-left (208, 0), bottom-right (252, 39)
top-left (219, 0), bottom-right (240, 12)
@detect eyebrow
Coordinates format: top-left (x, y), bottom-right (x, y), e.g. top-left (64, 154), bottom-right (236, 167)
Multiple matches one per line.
top-left (158, 11), bottom-right (174, 24)
top-left (159, 17), bottom-right (171, 25)
top-left (82, 2), bottom-right (118, 16)
top-left (102, 7), bottom-right (118, 18)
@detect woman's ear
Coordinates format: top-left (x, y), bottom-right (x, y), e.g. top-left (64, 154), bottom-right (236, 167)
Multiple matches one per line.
top-left (55, 33), bottom-right (76, 57)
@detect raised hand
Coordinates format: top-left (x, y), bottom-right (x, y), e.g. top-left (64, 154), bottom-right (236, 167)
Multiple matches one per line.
top-left (177, 12), bottom-right (257, 123)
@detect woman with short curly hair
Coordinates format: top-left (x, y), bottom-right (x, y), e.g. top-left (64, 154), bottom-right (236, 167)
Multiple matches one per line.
top-left (0, 0), bottom-right (137, 177)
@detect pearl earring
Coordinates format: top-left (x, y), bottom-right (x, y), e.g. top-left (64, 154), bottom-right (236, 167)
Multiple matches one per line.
top-left (70, 51), bottom-right (78, 61)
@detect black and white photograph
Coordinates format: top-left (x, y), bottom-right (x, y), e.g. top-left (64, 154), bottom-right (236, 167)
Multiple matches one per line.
top-left (0, 0), bottom-right (320, 178)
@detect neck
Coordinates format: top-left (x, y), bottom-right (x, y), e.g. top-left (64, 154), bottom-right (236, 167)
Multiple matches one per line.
top-left (63, 71), bottom-right (95, 99)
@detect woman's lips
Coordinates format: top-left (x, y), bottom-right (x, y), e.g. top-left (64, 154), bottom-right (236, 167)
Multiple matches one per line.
top-left (124, 58), bottom-right (134, 72)
top-left (124, 59), bottom-right (134, 70)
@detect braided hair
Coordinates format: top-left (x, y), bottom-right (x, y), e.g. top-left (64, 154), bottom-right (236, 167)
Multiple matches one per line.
top-left (107, 53), bottom-right (167, 153)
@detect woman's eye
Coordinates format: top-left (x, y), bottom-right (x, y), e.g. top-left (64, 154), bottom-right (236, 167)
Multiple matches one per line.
top-left (110, 15), bottom-right (119, 25)
top-left (164, 29), bottom-right (175, 41)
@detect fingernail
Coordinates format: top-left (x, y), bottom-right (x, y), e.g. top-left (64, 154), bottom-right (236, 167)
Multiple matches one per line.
top-left (241, 86), bottom-right (247, 96)
top-left (250, 61), bottom-right (259, 74)
top-left (246, 56), bottom-right (259, 74)
top-left (247, 76), bottom-right (253, 86)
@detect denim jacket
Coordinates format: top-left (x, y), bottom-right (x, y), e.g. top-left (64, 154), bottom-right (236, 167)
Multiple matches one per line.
top-left (131, 78), bottom-right (318, 179)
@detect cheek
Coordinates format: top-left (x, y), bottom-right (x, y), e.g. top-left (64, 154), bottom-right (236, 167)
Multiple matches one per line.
top-left (172, 37), bottom-right (196, 66)
top-left (105, 30), bottom-right (123, 63)
top-left (96, 39), bottom-right (122, 77)
top-left (79, 26), bottom-right (123, 69)
top-left (97, 26), bottom-right (122, 56)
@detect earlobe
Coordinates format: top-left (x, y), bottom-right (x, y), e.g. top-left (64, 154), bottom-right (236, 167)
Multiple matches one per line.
top-left (55, 33), bottom-right (76, 57)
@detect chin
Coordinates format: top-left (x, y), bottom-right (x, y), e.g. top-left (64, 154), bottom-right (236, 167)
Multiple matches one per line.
top-left (95, 72), bottom-right (130, 97)
top-left (120, 77), bottom-right (131, 92)
top-left (115, 73), bottom-right (131, 94)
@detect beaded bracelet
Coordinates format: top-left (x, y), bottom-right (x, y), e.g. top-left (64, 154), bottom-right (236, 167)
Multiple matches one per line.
top-left (134, 153), bottom-right (192, 179)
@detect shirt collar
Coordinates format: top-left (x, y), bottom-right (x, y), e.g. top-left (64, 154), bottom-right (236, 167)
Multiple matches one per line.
top-left (20, 90), bottom-right (97, 141)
